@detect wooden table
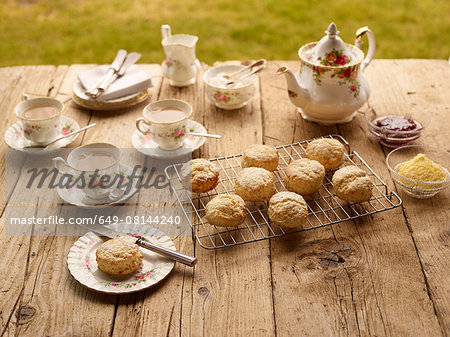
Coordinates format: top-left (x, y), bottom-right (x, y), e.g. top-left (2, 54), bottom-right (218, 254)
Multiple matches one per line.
top-left (0, 60), bottom-right (449, 337)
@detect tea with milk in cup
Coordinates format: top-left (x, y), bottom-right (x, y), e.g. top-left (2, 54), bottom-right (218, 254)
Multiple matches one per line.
top-left (22, 104), bottom-right (60, 120)
top-left (148, 107), bottom-right (188, 123)
top-left (72, 151), bottom-right (118, 171)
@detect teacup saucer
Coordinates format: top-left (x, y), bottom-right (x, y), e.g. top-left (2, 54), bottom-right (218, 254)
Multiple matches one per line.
top-left (57, 164), bottom-right (138, 208)
top-left (132, 119), bottom-right (207, 158)
top-left (4, 115), bottom-right (80, 154)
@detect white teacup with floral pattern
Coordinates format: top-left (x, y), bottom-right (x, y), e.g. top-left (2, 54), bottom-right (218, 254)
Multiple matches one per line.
top-left (136, 99), bottom-right (192, 150)
top-left (53, 143), bottom-right (121, 201)
top-left (15, 96), bottom-right (64, 144)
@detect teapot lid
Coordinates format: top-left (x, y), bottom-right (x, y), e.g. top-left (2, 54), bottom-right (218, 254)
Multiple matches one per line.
top-left (311, 23), bottom-right (353, 66)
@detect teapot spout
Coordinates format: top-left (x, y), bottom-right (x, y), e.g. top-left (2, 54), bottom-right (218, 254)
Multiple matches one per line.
top-left (277, 66), bottom-right (309, 107)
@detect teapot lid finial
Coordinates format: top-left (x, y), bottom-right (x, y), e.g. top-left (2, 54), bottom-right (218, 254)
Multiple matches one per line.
top-left (325, 22), bottom-right (339, 39)
top-left (311, 22), bottom-right (353, 66)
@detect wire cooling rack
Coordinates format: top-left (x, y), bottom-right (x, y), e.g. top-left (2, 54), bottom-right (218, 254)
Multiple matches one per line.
top-left (164, 135), bottom-right (402, 249)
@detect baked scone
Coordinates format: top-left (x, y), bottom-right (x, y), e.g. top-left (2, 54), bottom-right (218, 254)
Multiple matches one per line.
top-left (268, 192), bottom-right (308, 228)
top-left (96, 237), bottom-right (143, 275)
top-left (205, 194), bottom-right (247, 227)
top-left (332, 165), bottom-right (373, 202)
top-left (180, 158), bottom-right (219, 193)
top-left (242, 144), bottom-right (279, 171)
top-left (284, 159), bottom-right (325, 195)
top-left (305, 138), bottom-right (345, 170)
top-left (234, 167), bottom-right (276, 202)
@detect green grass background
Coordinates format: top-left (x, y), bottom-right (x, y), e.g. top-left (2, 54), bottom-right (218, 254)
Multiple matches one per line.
top-left (0, 0), bottom-right (449, 66)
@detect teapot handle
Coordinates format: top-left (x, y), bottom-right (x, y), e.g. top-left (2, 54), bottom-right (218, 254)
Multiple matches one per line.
top-left (161, 24), bottom-right (172, 40)
top-left (355, 27), bottom-right (376, 72)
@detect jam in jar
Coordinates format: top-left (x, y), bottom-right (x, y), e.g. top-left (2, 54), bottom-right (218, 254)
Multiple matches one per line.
top-left (373, 116), bottom-right (422, 147)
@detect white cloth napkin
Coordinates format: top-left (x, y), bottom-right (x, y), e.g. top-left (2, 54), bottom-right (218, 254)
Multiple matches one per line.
top-left (77, 65), bottom-right (152, 101)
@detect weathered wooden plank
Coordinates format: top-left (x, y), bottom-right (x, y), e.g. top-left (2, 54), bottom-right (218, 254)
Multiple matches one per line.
top-left (261, 61), bottom-right (352, 336)
top-left (110, 64), bottom-right (192, 337)
top-left (10, 64), bottom-right (166, 337)
top-left (334, 60), bottom-right (449, 336)
top-left (0, 214), bottom-right (32, 337)
top-left (362, 59), bottom-right (450, 335)
top-left (175, 61), bottom-right (276, 337)
top-left (2, 65), bottom-right (102, 337)
top-left (0, 65), bottom-right (71, 336)
top-left (261, 60), bottom-right (444, 336)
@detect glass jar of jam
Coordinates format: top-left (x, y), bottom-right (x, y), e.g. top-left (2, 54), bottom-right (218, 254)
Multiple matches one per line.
top-left (365, 104), bottom-right (429, 148)
top-left (372, 116), bottom-right (422, 147)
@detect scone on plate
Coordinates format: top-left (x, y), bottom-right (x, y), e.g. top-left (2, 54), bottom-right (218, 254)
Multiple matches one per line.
top-left (96, 237), bottom-right (143, 275)
top-left (284, 158), bottom-right (325, 195)
top-left (205, 194), bottom-right (247, 227)
top-left (242, 144), bottom-right (279, 171)
top-left (180, 158), bottom-right (219, 193)
top-left (234, 167), bottom-right (276, 202)
top-left (332, 165), bottom-right (373, 202)
top-left (268, 191), bottom-right (308, 228)
top-left (305, 138), bottom-right (345, 170)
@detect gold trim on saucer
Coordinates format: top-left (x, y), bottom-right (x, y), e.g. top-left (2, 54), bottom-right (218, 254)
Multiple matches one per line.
top-left (72, 88), bottom-right (150, 111)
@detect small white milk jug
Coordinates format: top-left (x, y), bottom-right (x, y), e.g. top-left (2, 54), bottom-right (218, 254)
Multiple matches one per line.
top-left (161, 25), bottom-right (201, 87)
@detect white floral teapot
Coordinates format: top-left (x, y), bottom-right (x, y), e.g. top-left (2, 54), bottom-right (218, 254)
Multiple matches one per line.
top-left (277, 23), bottom-right (376, 125)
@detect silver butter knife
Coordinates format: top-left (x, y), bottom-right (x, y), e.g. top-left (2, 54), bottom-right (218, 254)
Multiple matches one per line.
top-left (77, 222), bottom-right (197, 267)
top-left (85, 49), bottom-right (127, 97)
top-left (91, 52), bottom-right (142, 98)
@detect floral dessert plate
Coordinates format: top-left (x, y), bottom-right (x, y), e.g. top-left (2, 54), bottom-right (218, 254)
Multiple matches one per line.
top-left (57, 164), bottom-right (138, 208)
top-left (132, 119), bottom-right (207, 158)
top-left (4, 116), bottom-right (80, 154)
top-left (67, 222), bottom-right (176, 294)
top-left (73, 81), bottom-right (149, 111)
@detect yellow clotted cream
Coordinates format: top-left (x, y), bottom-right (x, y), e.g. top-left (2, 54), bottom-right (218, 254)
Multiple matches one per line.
top-left (398, 153), bottom-right (447, 182)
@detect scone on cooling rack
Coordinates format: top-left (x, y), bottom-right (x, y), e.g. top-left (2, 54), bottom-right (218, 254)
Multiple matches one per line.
top-left (180, 158), bottom-right (220, 193)
top-left (332, 165), bottom-right (373, 202)
top-left (284, 158), bottom-right (325, 195)
top-left (234, 167), bottom-right (276, 202)
top-left (242, 144), bottom-right (279, 171)
top-left (96, 237), bottom-right (143, 275)
top-left (305, 138), bottom-right (346, 170)
top-left (205, 194), bottom-right (247, 227)
top-left (268, 191), bottom-right (308, 228)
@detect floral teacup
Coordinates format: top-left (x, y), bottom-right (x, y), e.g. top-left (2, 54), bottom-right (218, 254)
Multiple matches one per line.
top-left (15, 96), bottom-right (64, 144)
top-left (136, 99), bottom-right (192, 150)
top-left (53, 143), bottom-right (121, 201)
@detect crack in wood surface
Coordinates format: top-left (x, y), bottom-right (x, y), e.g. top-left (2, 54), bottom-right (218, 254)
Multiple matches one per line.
top-left (353, 222), bottom-right (389, 336)
top-left (333, 277), bottom-right (349, 337)
top-left (109, 296), bottom-right (120, 337)
top-left (400, 205), bottom-right (446, 337)
top-left (348, 270), bottom-right (362, 337)
top-left (268, 240), bottom-right (278, 337)
top-left (165, 304), bottom-right (175, 337)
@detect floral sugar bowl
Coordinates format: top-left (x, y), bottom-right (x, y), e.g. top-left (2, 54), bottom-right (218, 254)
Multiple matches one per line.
top-left (278, 22), bottom-right (376, 125)
top-left (203, 64), bottom-right (257, 110)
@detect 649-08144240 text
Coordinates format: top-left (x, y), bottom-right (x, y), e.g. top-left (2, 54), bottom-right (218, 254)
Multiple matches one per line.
top-left (9, 215), bottom-right (181, 226)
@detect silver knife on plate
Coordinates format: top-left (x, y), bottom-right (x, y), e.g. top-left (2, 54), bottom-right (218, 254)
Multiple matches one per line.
top-left (85, 49), bottom-right (127, 97)
top-left (77, 222), bottom-right (197, 267)
top-left (91, 52), bottom-right (142, 98)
